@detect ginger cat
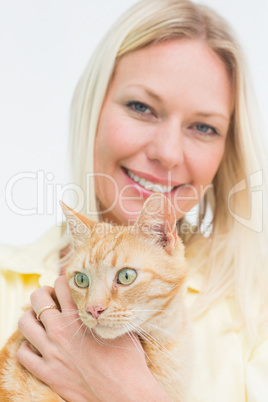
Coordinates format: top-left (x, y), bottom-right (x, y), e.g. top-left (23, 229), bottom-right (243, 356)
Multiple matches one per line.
top-left (0, 193), bottom-right (192, 401)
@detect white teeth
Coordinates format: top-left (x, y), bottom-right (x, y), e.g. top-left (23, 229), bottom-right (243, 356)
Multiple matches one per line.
top-left (126, 169), bottom-right (175, 193)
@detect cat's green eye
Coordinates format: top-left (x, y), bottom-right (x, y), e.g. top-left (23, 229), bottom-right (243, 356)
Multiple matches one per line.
top-left (74, 272), bottom-right (89, 288)
top-left (117, 268), bottom-right (137, 285)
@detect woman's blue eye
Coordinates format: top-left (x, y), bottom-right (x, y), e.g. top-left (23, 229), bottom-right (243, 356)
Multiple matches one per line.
top-left (196, 124), bottom-right (218, 135)
top-left (127, 101), bottom-right (151, 114)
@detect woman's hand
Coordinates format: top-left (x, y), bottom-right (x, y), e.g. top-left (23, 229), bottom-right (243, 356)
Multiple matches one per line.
top-left (17, 276), bottom-right (168, 402)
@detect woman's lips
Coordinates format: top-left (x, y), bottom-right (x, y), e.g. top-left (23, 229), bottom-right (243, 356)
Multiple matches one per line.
top-left (122, 167), bottom-right (183, 196)
top-left (124, 167), bottom-right (181, 186)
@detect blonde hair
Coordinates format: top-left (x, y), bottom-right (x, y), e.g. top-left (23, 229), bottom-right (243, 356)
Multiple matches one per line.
top-left (69, 0), bottom-right (268, 337)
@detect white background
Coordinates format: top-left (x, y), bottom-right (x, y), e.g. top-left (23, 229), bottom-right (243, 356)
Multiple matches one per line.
top-left (1, 0), bottom-right (268, 246)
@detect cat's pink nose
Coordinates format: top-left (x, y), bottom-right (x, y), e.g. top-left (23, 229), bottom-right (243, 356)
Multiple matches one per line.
top-left (86, 306), bottom-right (106, 319)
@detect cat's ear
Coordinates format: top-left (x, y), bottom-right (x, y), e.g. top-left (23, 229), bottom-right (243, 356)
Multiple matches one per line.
top-left (60, 201), bottom-right (94, 248)
top-left (132, 193), bottom-right (178, 254)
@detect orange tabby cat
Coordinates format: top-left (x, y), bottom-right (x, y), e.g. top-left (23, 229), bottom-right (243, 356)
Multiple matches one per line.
top-left (0, 193), bottom-right (192, 401)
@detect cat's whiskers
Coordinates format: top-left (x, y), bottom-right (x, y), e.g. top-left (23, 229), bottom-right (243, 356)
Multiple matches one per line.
top-left (105, 310), bottom-right (133, 319)
top-left (98, 317), bottom-right (133, 326)
top-left (123, 324), bottom-right (144, 358)
top-left (90, 325), bottom-right (140, 351)
top-left (135, 318), bottom-right (179, 340)
top-left (131, 309), bottom-right (173, 317)
top-left (46, 310), bottom-right (80, 321)
top-left (59, 316), bottom-right (82, 330)
top-left (123, 323), bottom-right (157, 370)
top-left (79, 325), bottom-right (88, 353)
top-left (128, 321), bottom-right (179, 364)
top-left (68, 321), bottom-right (86, 344)
top-left (89, 328), bottom-right (108, 347)
top-left (127, 321), bottom-right (163, 350)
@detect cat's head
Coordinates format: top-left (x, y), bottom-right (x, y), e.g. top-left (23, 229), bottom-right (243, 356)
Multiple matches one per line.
top-left (60, 193), bottom-right (186, 339)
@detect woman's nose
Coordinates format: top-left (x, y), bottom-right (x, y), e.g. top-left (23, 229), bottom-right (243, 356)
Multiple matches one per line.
top-left (146, 121), bottom-right (184, 169)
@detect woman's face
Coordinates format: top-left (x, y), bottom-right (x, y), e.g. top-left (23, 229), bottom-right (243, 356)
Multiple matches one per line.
top-left (94, 39), bottom-right (233, 225)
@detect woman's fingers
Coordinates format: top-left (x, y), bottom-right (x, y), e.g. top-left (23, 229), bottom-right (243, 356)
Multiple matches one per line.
top-left (18, 309), bottom-right (45, 340)
top-left (54, 275), bottom-right (77, 310)
top-left (52, 276), bottom-right (82, 333)
top-left (18, 309), bottom-right (47, 353)
top-left (29, 279), bottom-right (81, 345)
top-left (17, 340), bottom-right (45, 380)
top-left (30, 285), bottom-right (61, 329)
top-left (30, 285), bottom-right (58, 312)
top-left (23, 279), bottom-right (81, 349)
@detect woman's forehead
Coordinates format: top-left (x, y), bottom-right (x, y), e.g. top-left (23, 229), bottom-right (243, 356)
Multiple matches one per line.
top-left (110, 39), bottom-right (233, 117)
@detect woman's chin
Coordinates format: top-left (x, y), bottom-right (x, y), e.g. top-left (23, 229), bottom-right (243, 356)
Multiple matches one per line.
top-left (99, 202), bottom-right (144, 226)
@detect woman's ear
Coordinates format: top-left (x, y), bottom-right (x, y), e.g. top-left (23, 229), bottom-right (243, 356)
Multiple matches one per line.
top-left (132, 193), bottom-right (178, 254)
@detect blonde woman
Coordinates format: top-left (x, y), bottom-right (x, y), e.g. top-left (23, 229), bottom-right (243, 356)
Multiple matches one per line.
top-left (2, 0), bottom-right (267, 400)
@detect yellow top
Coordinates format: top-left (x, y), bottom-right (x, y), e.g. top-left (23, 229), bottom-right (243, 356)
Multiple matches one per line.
top-left (0, 227), bottom-right (267, 401)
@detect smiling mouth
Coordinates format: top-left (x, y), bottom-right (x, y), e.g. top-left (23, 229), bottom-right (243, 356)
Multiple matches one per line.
top-left (124, 168), bottom-right (179, 194)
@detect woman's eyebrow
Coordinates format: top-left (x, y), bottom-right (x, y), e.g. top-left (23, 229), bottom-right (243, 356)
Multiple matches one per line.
top-left (125, 84), bottom-right (162, 102)
top-left (195, 112), bottom-right (230, 122)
